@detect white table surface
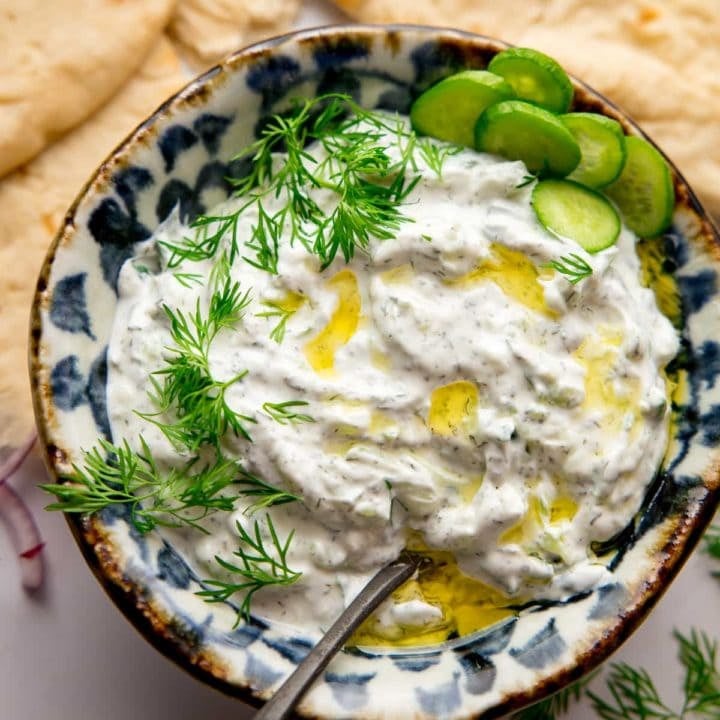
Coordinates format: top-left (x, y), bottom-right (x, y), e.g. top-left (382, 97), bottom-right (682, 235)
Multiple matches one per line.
top-left (2, 2), bottom-right (719, 718)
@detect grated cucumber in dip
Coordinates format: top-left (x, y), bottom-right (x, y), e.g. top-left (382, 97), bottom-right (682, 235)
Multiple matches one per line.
top-left (103, 111), bottom-right (678, 643)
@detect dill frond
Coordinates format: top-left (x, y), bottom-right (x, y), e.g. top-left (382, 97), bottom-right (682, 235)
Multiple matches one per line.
top-left (197, 515), bottom-right (302, 623)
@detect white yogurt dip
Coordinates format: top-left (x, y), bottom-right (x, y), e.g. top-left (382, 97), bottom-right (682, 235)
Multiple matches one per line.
top-left (107, 119), bottom-right (678, 637)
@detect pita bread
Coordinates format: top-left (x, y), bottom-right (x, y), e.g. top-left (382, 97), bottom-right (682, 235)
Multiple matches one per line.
top-left (0, 0), bottom-right (176, 179)
top-left (0, 38), bottom-right (186, 451)
top-left (332, 0), bottom-right (720, 219)
top-left (169, 0), bottom-right (301, 66)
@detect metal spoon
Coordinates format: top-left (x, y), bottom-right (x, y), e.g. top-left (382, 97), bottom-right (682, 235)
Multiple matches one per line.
top-left (255, 551), bottom-right (426, 720)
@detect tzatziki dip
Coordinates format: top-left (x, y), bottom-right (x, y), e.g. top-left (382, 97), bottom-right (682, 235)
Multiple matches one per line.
top-left (104, 102), bottom-right (678, 644)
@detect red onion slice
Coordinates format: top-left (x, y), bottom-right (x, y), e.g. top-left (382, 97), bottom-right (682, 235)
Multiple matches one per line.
top-left (0, 432), bottom-right (45, 591)
top-left (0, 432), bottom-right (37, 483)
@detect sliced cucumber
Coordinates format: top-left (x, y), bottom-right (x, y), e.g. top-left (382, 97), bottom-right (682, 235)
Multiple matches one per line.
top-left (474, 100), bottom-right (581, 176)
top-left (487, 47), bottom-right (574, 114)
top-left (532, 179), bottom-right (620, 253)
top-left (410, 70), bottom-right (515, 147)
top-left (604, 136), bottom-right (674, 238)
top-left (562, 112), bottom-right (627, 188)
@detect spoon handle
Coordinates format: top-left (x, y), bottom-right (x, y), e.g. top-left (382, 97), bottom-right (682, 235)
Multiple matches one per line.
top-left (255, 552), bottom-right (422, 720)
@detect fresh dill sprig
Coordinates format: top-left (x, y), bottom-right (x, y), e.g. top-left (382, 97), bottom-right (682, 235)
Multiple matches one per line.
top-left (40, 437), bottom-right (243, 534)
top-left (255, 300), bottom-right (298, 344)
top-left (138, 278), bottom-right (255, 452)
top-left (676, 630), bottom-right (720, 718)
top-left (160, 210), bottom-right (241, 270)
top-left (197, 515), bottom-right (301, 623)
top-left (243, 201), bottom-right (280, 274)
top-left (512, 631), bottom-right (720, 720)
top-left (546, 253), bottom-right (593, 285)
top-left (516, 174), bottom-right (537, 189)
top-left (590, 664), bottom-right (673, 720)
top-left (42, 436), bottom-right (299, 532)
top-left (417, 137), bottom-right (463, 177)
top-left (161, 277), bottom-right (252, 359)
top-left (160, 93), bottom-right (451, 275)
top-left (310, 109), bottom-right (420, 268)
top-left (236, 468), bottom-right (299, 513)
top-left (512, 674), bottom-right (597, 719)
top-left (172, 271), bottom-right (204, 288)
top-left (587, 629), bottom-right (720, 720)
top-left (262, 400), bottom-right (314, 425)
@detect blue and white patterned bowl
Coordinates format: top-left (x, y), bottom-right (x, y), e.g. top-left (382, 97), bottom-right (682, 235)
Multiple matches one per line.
top-left (30, 25), bottom-right (720, 719)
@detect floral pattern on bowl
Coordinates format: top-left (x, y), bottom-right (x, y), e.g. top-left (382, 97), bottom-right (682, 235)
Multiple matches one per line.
top-left (30, 25), bottom-right (720, 719)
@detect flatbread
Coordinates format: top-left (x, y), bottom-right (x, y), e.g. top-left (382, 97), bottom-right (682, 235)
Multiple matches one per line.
top-left (0, 0), bottom-right (176, 178)
top-left (169, 0), bottom-right (301, 66)
top-left (0, 38), bottom-right (187, 451)
top-left (332, 0), bottom-right (720, 220)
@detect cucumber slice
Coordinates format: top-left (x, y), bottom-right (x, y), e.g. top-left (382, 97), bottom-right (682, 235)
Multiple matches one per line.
top-left (562, 113), bottom-right (627, 188)
top-left (604, 136), bottom-right (674, 238)
top-left (474, 100), bottom-right (581, 176)
top-left (410, 70), bottom-right (515, 147)
top-left (532, 179), bottom-right (620, 253)
top-left (488, 47), bottom-right (574, 114)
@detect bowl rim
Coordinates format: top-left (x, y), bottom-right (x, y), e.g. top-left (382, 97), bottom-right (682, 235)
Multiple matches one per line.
top-left (29, 22), bottom-right (720, 718)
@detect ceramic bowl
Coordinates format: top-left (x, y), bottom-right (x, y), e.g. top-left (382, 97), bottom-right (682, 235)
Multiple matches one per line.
top-left (30, 24), bottom-right (720, 719)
